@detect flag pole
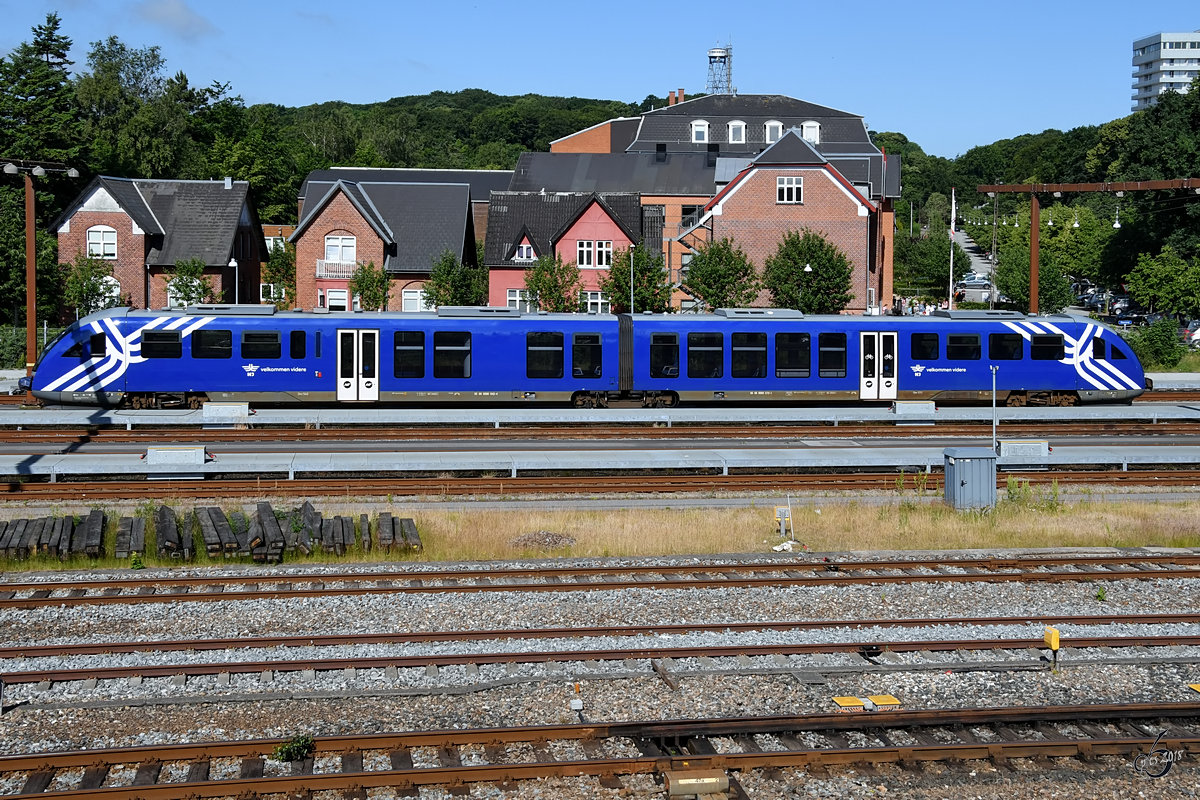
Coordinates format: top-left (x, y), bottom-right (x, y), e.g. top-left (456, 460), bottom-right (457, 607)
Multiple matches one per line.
top-left (948, 186), bottom-right (956, 310)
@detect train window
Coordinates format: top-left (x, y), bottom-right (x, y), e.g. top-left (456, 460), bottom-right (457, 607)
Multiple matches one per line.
top-left (1092, 339), bottom-right (1105, 360)
top-left (732, 332), bottom-right (767, 378)
top-left (1111, 345), bottom-right (1127, 360)
top-left (775, 332), bottom-right (810, 378)
top-left (393, 331), bottom-right (425, 378)
top-left (290, 331), bottom-right (306, 360)
top-left (433, 331), bottom-right (471, 378)
top-left (911, 333), bottom-right (939, 360)
top-left (572, 333), bottom-right (602, 379)
top-left (650, 333), bottom-right (679, 378)
top-left (687, 332), bottom-right (723, 378)
top-left (315, 332), bottom-right (322, 359)
top-left (142, 330), bottom-right (181, 359)
top-left (817, 332), bottom-right (847, 378)
top-left (63, 341), bottom-right (85, 358)
top-left (946, 334), bottom-right (981, 360)
top-left (90, 333), bottom-right (107, 358)
top-left (242, 331), bottom-right (281, 359)
top-left (989, 333), bottom-right (1023, 360)
top-left (1031, 334), bottom-right (1065, 360)
top-left (193, 329), bottom-right (232, 359)
top-left (527, 331), bottom-right (564, 379)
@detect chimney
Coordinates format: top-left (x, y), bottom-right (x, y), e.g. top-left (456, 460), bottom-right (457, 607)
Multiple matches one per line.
top-left (223, 176), bottom-right (232, 190)
top-left (667, 90), bottom-right (676, 106)
top-left (677, 88), bottom-right (685, 103)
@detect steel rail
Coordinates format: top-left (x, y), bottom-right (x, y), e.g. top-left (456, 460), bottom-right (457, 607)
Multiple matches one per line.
top-left (6, 468), bottom-right (1200, 500)
top-left (3, 611), bottom-right (1193, 659)
top-left (2, 703), bottom-right (1198, 798)
top-left (4, 633), bottom-right (1199, 685)
top-left (3, 555), bottom-right (1198, 609)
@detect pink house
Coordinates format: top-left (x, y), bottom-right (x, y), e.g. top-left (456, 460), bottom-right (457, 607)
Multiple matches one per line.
top-left (484, 192), bottom-right (641, 312)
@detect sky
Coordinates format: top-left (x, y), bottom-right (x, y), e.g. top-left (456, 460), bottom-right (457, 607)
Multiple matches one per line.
top-left (3, 0), bottom-right (1199, 159)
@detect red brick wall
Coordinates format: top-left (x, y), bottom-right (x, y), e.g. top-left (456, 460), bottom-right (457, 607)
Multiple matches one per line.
top-left (293, 192), bottom-right (387, 311)
top-left (147, 267), bottom-right (225, 310)
top-left (550, 122), bottom-right (613, 154)
top-left (470, 201), bottom-right (488, 245)
top-left (58, 210), bottom-right (147, 307)
top-left (712, 168), bottom-right (872, 311)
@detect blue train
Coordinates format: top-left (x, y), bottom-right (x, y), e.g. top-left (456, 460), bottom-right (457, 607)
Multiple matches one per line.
top-left (23, 305), bottom-right (1146, 408)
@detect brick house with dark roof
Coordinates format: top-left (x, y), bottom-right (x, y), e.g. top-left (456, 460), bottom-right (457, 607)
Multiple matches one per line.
top-left (54, 176), bottom-right (262, 310)
top-left (545, 93), bottom-right (900, 313)
top-left (289, 178), bottom-right (475, 311)
top-left (484, 191), bottom-right (641, 311)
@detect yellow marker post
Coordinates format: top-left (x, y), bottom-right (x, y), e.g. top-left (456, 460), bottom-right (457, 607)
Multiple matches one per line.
top-left (833, 696), bottom-right (865, 712)
top-left (1044, 626), bottom-right (1060, 669)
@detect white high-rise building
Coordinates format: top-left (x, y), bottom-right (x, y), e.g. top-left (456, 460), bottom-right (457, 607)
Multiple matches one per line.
top-left (1132, 30), bottom-right (1200, 111)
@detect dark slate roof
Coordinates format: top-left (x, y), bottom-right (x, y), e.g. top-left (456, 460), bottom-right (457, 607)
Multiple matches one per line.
top-left (299, 168), bottom-right (511, 204)
top-left (745, 129), bottom-right (901, 199)
top-left (96, 178), bottom-right (163, 235)
top-left (292, 181), bottom-right (471, 273)
top-left (628, 93), bottom-right (874, 156)
top-left (484, 192), bottom-right (642, 268)
top-left (510, 152), bottom-right (715, 195)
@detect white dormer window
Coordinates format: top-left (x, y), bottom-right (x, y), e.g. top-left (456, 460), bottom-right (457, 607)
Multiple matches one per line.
top-left (765, 121), bottom-right (783, 144)
top-left (515, 243), bottom-right (534, 261)
top-left (691, 120), bottom-right (709, 143)
top-left (801, 120), bottom-right (821, 144)
top-left (728, 120), bottom-right (746, 144)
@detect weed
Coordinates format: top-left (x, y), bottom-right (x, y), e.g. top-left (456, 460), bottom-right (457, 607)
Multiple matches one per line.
top-left (1096, 587), bottom-right (1107, 602)
top-left (271, 734), bottom-right (315, 763)
top-left (130, 552), bottom-right (145, 570)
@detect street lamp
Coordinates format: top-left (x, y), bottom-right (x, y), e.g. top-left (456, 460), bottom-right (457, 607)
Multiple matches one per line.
top-left (629, 243), bottom-right (635, 314)
top-left (228, 258), bottom-right (239, 304)
top-left (3, 159), bottom-right (79, 398)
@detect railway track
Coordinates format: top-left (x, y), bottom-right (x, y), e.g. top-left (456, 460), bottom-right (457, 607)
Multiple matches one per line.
top-left (4, 468), bottom-right (1200, 500)
top-left (2, 703), bottom-right (1196, 798)
top-left (3, 554), bottom-right (1198, 608)
top-left (3, 420), bottom-right (1200, 446)
top-left (5, 630), bottom-right (1197, 690)
top-left (5, 611), bottom-right (1191, 659)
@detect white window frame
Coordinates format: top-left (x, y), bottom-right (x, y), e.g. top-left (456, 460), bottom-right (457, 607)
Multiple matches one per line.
top-left (507, 288), bottom-right (535, 312)
top-left (727, 120), bottom-right (745, 144)
top-left (264, 236), bottom-right (285, 254)
top-left (765, 121), bottom-right (783, 144)
top-left (87, 225), bottom-right (117, 259)
top-left (166, 284), bottom-right (187, 310)
top-left (596, 241), bottom-right (613, 268)
top-left (580, 290), bottom-right (610, 314)
top-left (260, 283), bottom-right (281, 303)
top-left (402, 288), bottom-right (431, 313)
top-left (690, 120), bottom-right (709, 143)
top-left (515, 243), bottom-right (534, 261)
top-left (577, 240), bottom-right (594, 268)
top-left (777, 175), bottom-right (804, 204)
top-left (325, 288), bottom-right (349, 311)
top-left (324, 235), bottom-right (356, 264)
top-left (801, 120), bottom-right (821, 144)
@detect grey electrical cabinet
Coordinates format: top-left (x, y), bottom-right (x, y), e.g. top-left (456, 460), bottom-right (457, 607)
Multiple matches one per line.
top-left (943, 447), bottom-right (997, 510)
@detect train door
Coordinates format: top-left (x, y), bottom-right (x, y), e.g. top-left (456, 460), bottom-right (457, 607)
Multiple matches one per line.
top-left (336, 329), bottom-right (379, 401)
top-left (859, 331), bottom-right (898, 401)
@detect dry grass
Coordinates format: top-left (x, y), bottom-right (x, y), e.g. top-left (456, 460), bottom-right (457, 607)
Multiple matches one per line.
top-left (3, 491), bottom-right (1200, 571)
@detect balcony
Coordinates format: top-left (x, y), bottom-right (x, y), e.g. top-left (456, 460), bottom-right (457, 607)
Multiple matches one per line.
top-left (316, 259), bottom-right (358, 279)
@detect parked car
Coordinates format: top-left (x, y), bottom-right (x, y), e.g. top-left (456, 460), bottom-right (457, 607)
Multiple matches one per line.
top-left (955, 279), bottom-right (993, 291)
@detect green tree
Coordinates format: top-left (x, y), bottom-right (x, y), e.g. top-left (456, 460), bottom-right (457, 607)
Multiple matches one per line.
top-left (922, 192), bottom-right (950, 234)
top-left (522, 253), bottom-right (581, 312)
top-left (762, 229), bottom-right (853, 313)
top-left (422, 249), bottom-right (486, 308)
top-left (680, 238), bottom-right (759, 310)
top-left (348, 260), bottom-right (390, 311)
top-left (598, 246), bottom-right (672, 314)
top-left (260, 240), bottom-right (296, 308)
top-left (1127, 246), bottom-right (1200, 319)
top-left (1124, 316), bottom-right (1185, 369)
top-left (62, 252), bottom-right (122, 317)
top-left (993, 235), bottom-right (1074, 314)
top-left (893, 234), bottom-right (969, 299)
top-left (166, 257), bottom-right (217, 307)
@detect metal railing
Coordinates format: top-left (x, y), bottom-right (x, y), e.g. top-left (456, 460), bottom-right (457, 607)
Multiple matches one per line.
top-left (316, 259), bottom-right (358, 279)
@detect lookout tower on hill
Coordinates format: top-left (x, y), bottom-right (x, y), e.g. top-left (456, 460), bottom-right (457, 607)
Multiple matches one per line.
top-left (706, 45), bottom-right (733, 95)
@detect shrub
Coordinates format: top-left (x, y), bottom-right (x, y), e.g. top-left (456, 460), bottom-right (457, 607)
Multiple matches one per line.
top-left (272, 734), bottom-right (315, 762)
